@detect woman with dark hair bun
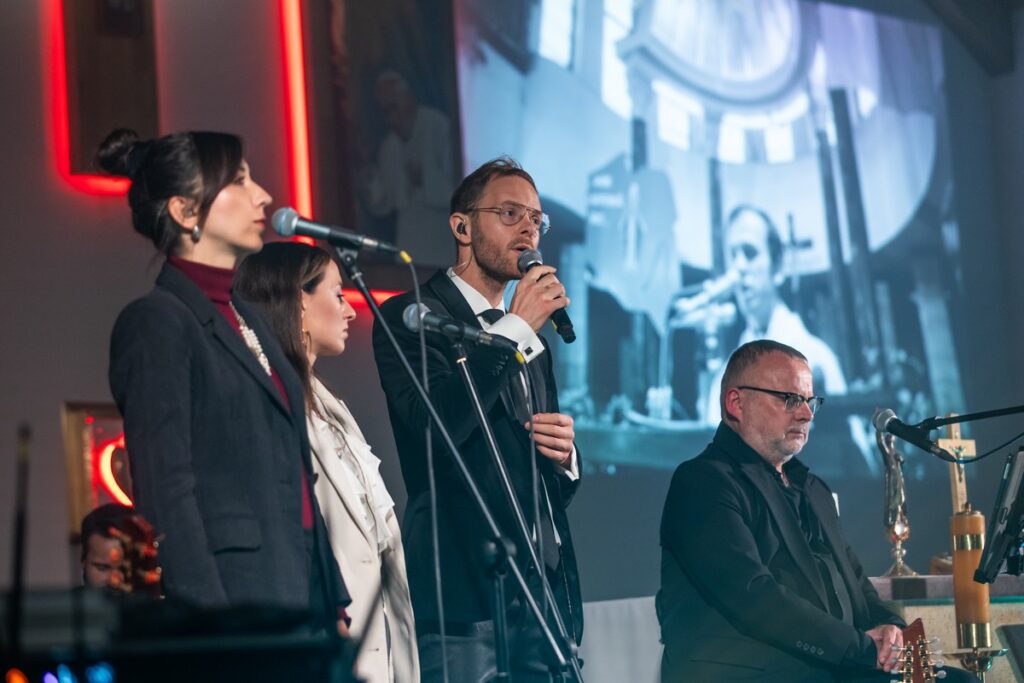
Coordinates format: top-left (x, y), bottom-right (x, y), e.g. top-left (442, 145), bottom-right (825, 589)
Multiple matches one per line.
top-left (236, 242), bottom-right (418, 683)
top-left (103, 129), bottom-right (350, 630)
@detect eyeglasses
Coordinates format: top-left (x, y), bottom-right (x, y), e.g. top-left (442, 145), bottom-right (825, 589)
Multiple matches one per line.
top-left (737, 386), bottom-right (825, 415)
top-left (472, 202), bottom-right (551, 236)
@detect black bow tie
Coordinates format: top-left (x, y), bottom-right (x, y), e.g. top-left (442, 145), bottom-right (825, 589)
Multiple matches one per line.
top-left (479, 308), bottom-right (504, 325)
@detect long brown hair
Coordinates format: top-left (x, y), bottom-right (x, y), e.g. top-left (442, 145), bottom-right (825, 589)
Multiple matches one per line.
top-left (235, 242), bottom-right (332, 408)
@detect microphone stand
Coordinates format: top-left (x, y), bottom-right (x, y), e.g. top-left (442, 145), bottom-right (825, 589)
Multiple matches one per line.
top-left (5, 423), bottom-right (31, 666)
top-left (449, 341), bottom-right (577, 680)
top-left (333, 248), bottom-right (582, 682)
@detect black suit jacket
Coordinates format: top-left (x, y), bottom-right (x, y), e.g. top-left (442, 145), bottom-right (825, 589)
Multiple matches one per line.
top-left (657, 424), bottom-right (903, 682)
top-left (372, 270), bottom-right (583, 642)
top-left (109, 263), bottom-right (348, 612)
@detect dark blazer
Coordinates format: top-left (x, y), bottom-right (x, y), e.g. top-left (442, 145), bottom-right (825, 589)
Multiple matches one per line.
top-left (109, 263), bottom-right (348, 612)
top-left (372, 270), bottom-right (583, 643)
top-left (657, 424), bottom-right (903, 682)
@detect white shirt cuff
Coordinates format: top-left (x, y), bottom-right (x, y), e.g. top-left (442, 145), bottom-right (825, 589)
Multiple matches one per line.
top-left (487, 313), bottom-right (545, 362)
top-left (559, 446), bottom-right (579, 481)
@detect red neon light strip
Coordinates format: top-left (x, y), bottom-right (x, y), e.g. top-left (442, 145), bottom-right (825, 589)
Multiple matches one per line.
top-left (50, 0), bottom-right (129, 195)
top-left (280, 1), bottom-right (397, 304)
top-left (280, 0), bottom-right (313, 218)
top-left (345, 289), bottom-right (399, 307)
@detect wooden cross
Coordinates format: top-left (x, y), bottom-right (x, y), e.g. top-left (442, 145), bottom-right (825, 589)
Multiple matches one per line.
top-left (937, 414), bottom-right (977, 513)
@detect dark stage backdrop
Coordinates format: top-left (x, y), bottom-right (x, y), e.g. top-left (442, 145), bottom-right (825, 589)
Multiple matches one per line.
top-left (447, 0), bottom-right (1018, 601)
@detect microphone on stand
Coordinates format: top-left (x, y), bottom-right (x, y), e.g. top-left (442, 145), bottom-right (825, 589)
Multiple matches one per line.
top-left (516, 249), bottom-right (575, 343)
top-left (673, 269), bottom-right (740, 315)
top-left (872, 408), bottom-right (957, 462)
top-left (272, 207), bottom-right (406, 257)
top-left (403, 303), bottom-right (521, 355)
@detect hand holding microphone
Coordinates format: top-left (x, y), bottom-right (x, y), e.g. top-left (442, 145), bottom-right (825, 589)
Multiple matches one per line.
top-left (513, 249), bottom-right (575, 343)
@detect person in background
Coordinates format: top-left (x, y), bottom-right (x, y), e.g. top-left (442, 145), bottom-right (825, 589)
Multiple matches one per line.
top-left (101, 129), bottom-right (348, 631)
top-left (80, 503), bottom-right (134, 590)
top-left (237, 242), bottom-right (418, 682)
top-left (358, 70), bottom-right (456, 262)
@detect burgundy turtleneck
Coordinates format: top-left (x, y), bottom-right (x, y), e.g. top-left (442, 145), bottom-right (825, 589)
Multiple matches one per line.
top-left (168, 256), bottom-right (314, 530)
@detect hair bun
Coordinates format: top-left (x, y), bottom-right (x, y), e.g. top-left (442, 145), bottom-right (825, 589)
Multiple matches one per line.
top-left (96, 128), bottom-right (143, 177)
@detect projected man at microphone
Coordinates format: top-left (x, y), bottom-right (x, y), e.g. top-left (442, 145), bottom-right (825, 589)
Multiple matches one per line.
top-left (702, 205), bottom-right (847, 424)
top-left (372, 157), bottom-right (583, 681)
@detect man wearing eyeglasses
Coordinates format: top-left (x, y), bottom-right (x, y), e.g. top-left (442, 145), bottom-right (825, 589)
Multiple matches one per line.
top-left (373, 156), bottom-right (583, 681)
top-left (657, 339), bottom-right (978, 682)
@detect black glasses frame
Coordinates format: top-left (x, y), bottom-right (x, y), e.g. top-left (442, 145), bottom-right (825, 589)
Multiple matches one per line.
top-left (737, 386), bottom-right (825, 414)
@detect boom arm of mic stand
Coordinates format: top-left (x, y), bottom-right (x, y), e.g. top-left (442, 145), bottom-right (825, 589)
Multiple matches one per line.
top-left (333, 249), bottom-right (582, 682)
top-left (917, 404), bottom-right (1024, 432)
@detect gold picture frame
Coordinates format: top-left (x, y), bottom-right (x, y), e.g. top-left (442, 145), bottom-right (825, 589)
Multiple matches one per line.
top-left (60, 401), bottom-right (130, 544)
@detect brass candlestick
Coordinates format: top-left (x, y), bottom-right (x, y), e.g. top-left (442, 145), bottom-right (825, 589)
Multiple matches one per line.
top-left (877, 430), bottom-right (917, 576)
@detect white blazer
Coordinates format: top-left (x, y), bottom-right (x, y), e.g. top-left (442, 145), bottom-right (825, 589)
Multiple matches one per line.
top-left (307, 379), bottom-right (418, 683)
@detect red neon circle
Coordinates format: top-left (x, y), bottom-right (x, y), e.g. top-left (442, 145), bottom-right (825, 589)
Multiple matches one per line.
top-left (95, 433), bottom-right (132, 506)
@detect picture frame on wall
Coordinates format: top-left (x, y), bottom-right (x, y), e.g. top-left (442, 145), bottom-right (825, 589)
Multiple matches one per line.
top-left (61, 401), bottom-right (131, 545)
top-left (305, 0), bottom-right (464, 268)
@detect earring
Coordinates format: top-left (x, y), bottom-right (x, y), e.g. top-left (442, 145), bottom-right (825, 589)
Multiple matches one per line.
top-left (190, 224), bottom-right (202, 243)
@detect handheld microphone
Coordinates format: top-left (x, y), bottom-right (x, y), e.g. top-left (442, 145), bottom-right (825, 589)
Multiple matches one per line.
top-left (403, 303), bottom-right (520, 355)
top-left (272, 207), bottom-right (403, 256)
top-left (872, 408), bottom-right (956, 462)
top-left (516, 249), bottom-right (576, 343)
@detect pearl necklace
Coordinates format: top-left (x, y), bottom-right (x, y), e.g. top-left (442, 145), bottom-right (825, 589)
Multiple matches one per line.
top-left (229, 302), bottom-right (272, 376)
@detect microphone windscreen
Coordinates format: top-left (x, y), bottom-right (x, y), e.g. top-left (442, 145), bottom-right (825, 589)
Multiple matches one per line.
top-left (872, 407), bottom-right (896, 432)
top-left (517, 249), bottom-right (543, 274)
top-left (271, 207), bottom-right (299, 237)
top-left (402, 302), bottom-right (430, 332)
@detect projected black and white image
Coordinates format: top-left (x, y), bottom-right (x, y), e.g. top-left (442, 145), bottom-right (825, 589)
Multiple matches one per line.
top-left (457, 0), bottom-right (965, 481)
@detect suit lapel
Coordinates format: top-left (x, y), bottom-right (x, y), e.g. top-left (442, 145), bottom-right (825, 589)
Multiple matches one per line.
top-left (155, 265), bottom-right (295, 421)
top-left (426, 272), bottom-right (522, 420)
top-left (731, 452), bottom-right (830, 611)
top-left (211, 310), bottom-right (292, 415)
top-left (425, 270), bottom-right (482, 328)
top-left (236, 296), bottom-right (312, 467)
top-left (804, 478), bottom-right (869, 623)
top-left (308, 385), bottom-right (376, 546)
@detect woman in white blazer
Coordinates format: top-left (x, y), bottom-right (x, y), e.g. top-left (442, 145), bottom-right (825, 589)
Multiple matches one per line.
top-left (236, 242), bottom-right (417, 683)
